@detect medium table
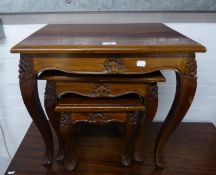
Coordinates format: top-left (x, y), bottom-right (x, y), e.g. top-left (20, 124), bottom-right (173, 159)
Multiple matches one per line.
top-left (11, 23), bottom-right (206, 167)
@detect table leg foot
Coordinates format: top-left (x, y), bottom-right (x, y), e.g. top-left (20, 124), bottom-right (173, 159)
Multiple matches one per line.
top-left (67, 160), bottom-right (77, 171)
top-left (43, 151), bottom-right (53, 168)
top-left (133, 152), bottom-right (144, 162)
top-left (155, 154), bottom-right (165, 168)
top-left (121, 155), bottom-right (131, 167)
top-left (56, 150), bottom-right (65, 163)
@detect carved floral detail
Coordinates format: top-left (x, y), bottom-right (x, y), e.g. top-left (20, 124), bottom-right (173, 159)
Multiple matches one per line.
top-left (88, 113), bottom-right (109, 122)
top-left (60, 113), bottom-right (72, 128)
top-left (183, 59), bottom-right (197, 79)
top-left (128, 112), bottom-right (138, 124)
top-left (103, 58), bottom-right (126, 73)
top-left (92, 83), bottom-right (111, 96)
top-left (18, 58), bottom-right (33, 81)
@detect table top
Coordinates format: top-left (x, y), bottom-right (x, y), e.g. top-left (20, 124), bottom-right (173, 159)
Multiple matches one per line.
top-left (11, 23), bottom-right (206, 54)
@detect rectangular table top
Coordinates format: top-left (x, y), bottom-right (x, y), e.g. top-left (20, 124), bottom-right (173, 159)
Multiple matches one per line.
top-left (11, 23), bottom-right (206, 54)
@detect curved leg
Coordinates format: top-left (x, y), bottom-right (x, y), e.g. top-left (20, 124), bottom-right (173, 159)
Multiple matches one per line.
top-left (154, 59), bottom-right (197, 167)
top-left (60, 113), bottom-right (76, 171)
top-left (134, 84), bottom-right (158, 162)
top-left (121, 112), bottom-right (138, 166)
top-left (19, 56), bottom-right (53, 167)
top-left (44, 81), bottom-right (65, 162)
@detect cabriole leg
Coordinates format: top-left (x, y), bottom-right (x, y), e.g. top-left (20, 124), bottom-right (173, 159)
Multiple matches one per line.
top-left (44, 81), bottom-right (65, 162)
top-left (19, 56), bottom-right (54, 167)
top-left (155, 59), bottom-right (197, 167)
top-left (134, 85), bottom-right (158, 162)
top-left (121, 112), bottom-right (138, 166)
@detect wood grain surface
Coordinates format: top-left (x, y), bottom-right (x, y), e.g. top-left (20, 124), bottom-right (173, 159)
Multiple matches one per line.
top-left (55, 94), bottom-right (145, 112)
top-left (5, 122), bottom-right (216, 175)
top-left (11, 24), bottom-right (206, 53)
top-left (11, 23), bottom-right (207, 172)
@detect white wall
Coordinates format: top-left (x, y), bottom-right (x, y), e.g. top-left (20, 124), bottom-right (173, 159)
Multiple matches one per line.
top-left (0, 24), bottom-right (45, 174)
top-left (0, 23), bottom-right (216, 174)
top-left (157, 23), bottom-right (216, 124)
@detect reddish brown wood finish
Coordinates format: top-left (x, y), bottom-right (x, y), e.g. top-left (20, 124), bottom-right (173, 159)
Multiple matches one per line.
top-left (11, 24), bottom-right (206, 54)
top-left (43, 73), bottom-right (161, 167)
top-left (155, 59), bottom-right (197, 167)
top-left (5, 122), bottom-right (216, 175)
top-left (11, 23), bottom-right (206, 168)
top-left (18, 55), bottom-right (54, 167)
top-left (56, 95), bottom-right (143, 170)
top-left (134, 85), bottom-right (158, 162)
top-left (56, 94), bottom-right (145, 112)
top-left (59, 112), bottom-right (77, 170)
top-left (44, 81), bottom-right (65, 162)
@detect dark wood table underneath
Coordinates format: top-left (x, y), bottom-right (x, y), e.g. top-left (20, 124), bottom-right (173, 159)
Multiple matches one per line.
top-left (5, 122), bottom-right (216, 175)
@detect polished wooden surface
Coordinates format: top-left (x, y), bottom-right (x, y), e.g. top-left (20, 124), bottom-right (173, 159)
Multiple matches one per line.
top-left (44, 71), bottom-right (160, 170)
top-left (32, 53), bottom-right (196, 75)
top-left (5, 122), bottom-right (216, 175)
top-left (18, 55), bottom-right (54, 167)
top-left (11, 24), bottom-right (206, 53)
top-left (57, 94), bottom-right (143, 169)
top-left (12, 23), bottom-right (206, 168)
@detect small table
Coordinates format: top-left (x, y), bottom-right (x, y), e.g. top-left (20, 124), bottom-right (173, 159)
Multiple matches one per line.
top-left (11, 23), bottom-right (206, 167)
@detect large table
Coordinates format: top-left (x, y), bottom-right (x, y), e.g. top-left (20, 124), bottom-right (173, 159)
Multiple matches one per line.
top-left (11, 23), bottom-right (206, 168)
